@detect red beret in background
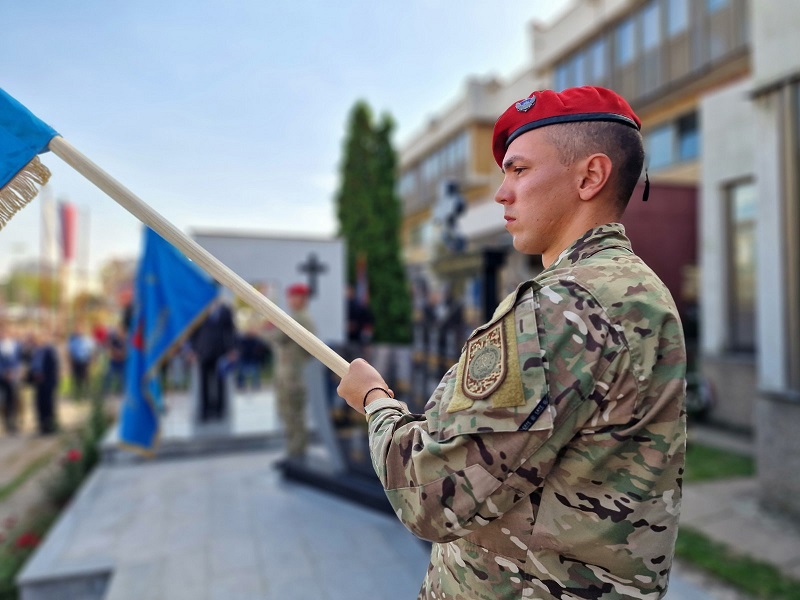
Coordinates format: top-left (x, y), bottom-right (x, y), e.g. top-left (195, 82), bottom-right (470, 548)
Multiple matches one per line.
top-left (286, 283), bottom-right (310, 297)
top-left (492, 86), bottom-right (641, 167)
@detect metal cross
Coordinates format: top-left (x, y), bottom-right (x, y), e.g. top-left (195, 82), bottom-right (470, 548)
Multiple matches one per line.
top-left (298, 252), bottom-right (328, 297)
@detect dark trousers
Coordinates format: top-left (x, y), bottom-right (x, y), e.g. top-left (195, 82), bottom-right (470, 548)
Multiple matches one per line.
top-left (70, 360), bottom-right (90, 399)
top-left (199, 358), bottom-right (226, 421)
top-left (35, 384), bottom-right (56, 434)
top-left (0, 378), bottom-right (18, 433)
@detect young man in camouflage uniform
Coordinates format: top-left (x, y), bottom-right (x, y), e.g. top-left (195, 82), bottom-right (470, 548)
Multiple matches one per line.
top-left (265, 283), bottom-right (315, 459)
top-left (338, 86), bottom-right (687, 599)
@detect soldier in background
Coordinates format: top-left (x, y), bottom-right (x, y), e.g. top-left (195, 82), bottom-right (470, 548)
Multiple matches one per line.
top-left (337, 87), bottom-right (687, 599)
top-left (263, 283), bottom-right (315, 460)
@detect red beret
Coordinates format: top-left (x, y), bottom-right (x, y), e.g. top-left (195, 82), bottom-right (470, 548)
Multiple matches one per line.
top-left (286, 283), bottom-right (310, 297)
top-left (492, 86), bottom-right (641, 167)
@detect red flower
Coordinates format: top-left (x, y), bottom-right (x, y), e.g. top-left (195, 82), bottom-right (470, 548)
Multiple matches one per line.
top-left (65, 449), bottom-right (82, 463)
top-left (14, 532), bottom-right (40, 550)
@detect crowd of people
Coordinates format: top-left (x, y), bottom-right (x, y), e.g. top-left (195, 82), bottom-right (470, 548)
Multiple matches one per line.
top-left (0, 282), bottom-right (372, 460)
top-left (0, 321), bottom-right (93, 436)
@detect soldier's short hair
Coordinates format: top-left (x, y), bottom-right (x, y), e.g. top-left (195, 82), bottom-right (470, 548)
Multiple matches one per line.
top-left (545, 121), bottom-right (645, 215)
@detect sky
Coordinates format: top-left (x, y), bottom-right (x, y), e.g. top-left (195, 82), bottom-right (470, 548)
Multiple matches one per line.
top-left (1, 0), bottom-right (569, 280)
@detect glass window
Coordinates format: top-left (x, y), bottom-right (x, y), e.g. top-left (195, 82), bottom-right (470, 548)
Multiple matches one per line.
top-left (728, 180), bottom-right (757, 351)
top-left (667, 0), bottom-right (689, 36)
top-left (707, 0), bottom-right (728, 13)
top-left (422, 156), bottom-right (434, 182)
top-left (398, 170), bottom-right (416, 197)
top-left (554, 62), bottom-right (570, 91)
top-left (455, 132), bottom-right (468, 165)
top-left (646, 124), bottom-right (675, 169)
top-left (589, 38), bottom-right (607, 81)
top-left (573, 52), bottom-right (586, 86)
top-left (616, 18), bottom-right (637, 66)
top-left (642, 1), bottom-right (661, 51)
top-left (677, 112), bottom-right (699, 161)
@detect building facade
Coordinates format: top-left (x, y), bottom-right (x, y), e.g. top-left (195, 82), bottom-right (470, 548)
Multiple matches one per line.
top-left (398, 0), bottom-right (800, 518)
top-left (398, 0), bottom-right (751, 428)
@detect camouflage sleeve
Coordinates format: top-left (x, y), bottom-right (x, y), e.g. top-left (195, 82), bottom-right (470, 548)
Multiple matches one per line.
top-left (367, 282), bottom-right (626, 543)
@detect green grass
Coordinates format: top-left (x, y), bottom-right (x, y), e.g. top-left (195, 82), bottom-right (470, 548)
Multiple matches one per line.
top-left (0, 453), bottom-right (55, 503)
top-left (683, 441), bottom-right (755, 483)
top-left (676, 527), bottom-right (800, 599)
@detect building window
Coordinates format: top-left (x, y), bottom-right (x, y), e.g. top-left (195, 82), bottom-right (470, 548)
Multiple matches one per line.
top-left (707, 0), bottom-right (728, 13)
top-left (554, 62), bottom-right (570, 91)
top-left (589, 38), bottom-right (607, 81)
top-left (677, 112), bottom-right (699, 160)
top-left (646, 124), bottom-right (675, 169)
top-left (572, 52), bottom-right (586, 87)
top-left (616, 18), bottom-right (636, 66)
top-left (645, 112), bottom-right (699, 169)
top-left (727, 180), bottom-right (757, 352)
top-left (641, 1), bottom-right (661, 51)
top-left (398, 170), bottom-right (417, 197)
top-left (410, 221), bottom-right (432, 249)
top-left (667, 0), bottom-right (689, 36)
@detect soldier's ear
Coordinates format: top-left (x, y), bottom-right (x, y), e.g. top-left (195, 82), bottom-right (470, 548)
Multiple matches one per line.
top-left (577, 153), bottom-right (612, 202)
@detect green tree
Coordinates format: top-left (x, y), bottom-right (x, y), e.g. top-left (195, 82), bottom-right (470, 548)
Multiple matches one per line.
top-left (3, 271), bottom-right (61, 306)
top-left (335, 101), bottom-right (411, 343)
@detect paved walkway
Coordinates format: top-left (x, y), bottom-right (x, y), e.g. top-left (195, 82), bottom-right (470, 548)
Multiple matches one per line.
top-left (683, 425), bottom-right (800, 583)
top-left (15, 391), bottom-right (798, 599)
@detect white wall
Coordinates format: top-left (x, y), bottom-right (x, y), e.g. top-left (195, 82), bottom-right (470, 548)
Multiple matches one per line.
top-left (751, 0), bottom-right (800, 90)
top-left (751, 98), bottom-right (790, 393)
top-left (699, 78), bottom-right (756, 356)
top-left (191, 231), bottom-right (345, 344)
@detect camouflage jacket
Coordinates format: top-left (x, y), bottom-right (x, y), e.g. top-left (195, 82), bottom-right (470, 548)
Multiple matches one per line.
top-left (367, 224), bottom-right (687, 599)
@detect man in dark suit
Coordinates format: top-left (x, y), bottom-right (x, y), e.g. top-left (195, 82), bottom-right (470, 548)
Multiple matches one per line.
top-left (0, 321), bottom-right (21, 435)
top-left (28, 329), bottom-right (60, 435)
top-left (190, 297), bottom-right (237, 422)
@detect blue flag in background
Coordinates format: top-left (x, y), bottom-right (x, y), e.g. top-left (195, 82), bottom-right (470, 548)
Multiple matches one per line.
top-left (0, 88), bottom-right (57, 189)
top-left (119, 227), bottom-right (218, 453)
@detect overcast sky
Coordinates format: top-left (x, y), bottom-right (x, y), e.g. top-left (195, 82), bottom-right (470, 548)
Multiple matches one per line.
top-left (1, 0), bottom-right (568, 279)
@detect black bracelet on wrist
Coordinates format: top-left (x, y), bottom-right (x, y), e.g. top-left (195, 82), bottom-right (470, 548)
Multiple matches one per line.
top-left (363, 386), bottom-right (392, 409)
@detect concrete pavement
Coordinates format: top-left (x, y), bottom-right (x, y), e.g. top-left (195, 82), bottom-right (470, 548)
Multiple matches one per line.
top-left (682, 425), bottom-right (800, 583)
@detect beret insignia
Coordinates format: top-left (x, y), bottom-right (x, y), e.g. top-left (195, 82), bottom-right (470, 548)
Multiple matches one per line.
top-left (515, 97), bottom-right (536, 112)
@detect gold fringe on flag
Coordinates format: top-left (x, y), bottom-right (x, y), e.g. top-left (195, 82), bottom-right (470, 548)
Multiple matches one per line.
top-left (0, 156), bottom-right (51, 230)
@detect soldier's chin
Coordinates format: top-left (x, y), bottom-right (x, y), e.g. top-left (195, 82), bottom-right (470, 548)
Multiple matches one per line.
top-left (511, 236), bottom-right (538, 256)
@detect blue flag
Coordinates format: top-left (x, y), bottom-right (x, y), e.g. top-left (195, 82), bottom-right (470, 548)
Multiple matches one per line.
top-left (0, 89), bottom-right (58, 223)
top-left (0, 88), bottom-right (57, 188)
top-left (119, 227), bottom-right (218, 453)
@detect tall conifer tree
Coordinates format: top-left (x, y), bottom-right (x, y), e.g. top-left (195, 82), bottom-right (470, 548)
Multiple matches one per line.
top-left (335, 101), bottom-right (411, 343)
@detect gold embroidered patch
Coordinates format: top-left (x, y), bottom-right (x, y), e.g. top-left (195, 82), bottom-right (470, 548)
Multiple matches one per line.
top-left (446, 307), bottom-right (526, 414)
top-left (462, 322), bottom-right (507, 400)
